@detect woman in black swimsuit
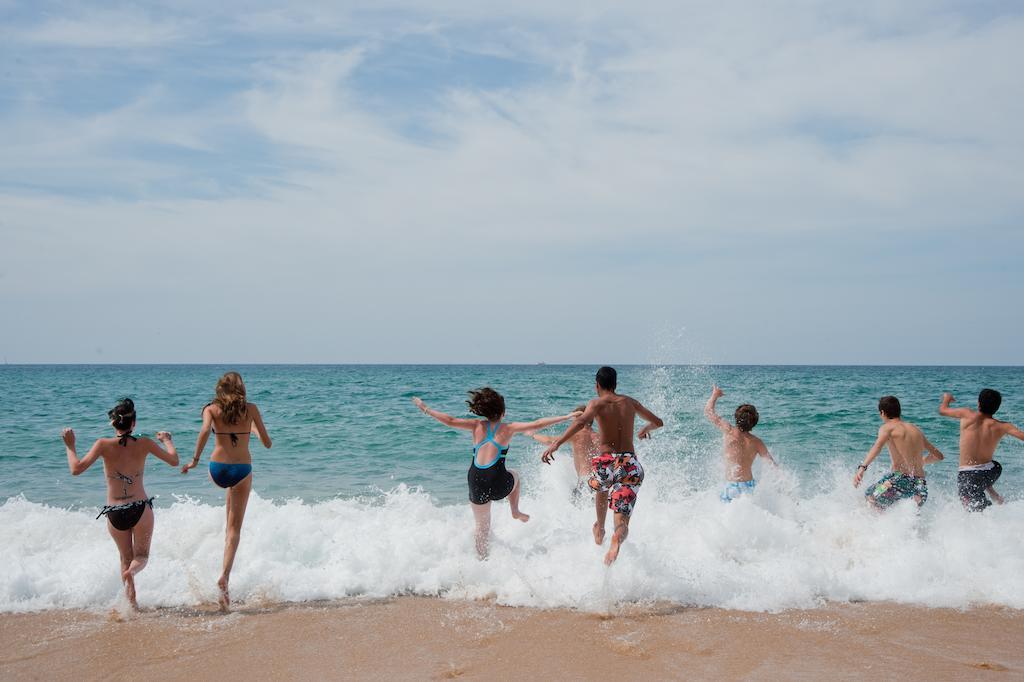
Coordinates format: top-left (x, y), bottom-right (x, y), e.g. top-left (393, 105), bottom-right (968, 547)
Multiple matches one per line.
top-left (414, 389), bottom-right (578, 558)
top-left (62, 398), bottom-right (179, 608)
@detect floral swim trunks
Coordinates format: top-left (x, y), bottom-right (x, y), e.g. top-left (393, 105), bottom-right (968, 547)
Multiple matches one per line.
top-left (866, 471), bottom-right (928, 509)
top-left (589, 452), bottom-right (645, 516)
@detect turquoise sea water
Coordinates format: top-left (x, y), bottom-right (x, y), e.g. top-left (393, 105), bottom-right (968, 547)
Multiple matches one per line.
top-left (3, 364), bottom-right (1024, 613)
top-left (2, 364), bottom-right (1022, 508)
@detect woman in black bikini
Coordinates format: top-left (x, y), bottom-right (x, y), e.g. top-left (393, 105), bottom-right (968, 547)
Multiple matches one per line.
top-left (62, 398), bottom-right (179, 608)
top-left (182, 371), bottom-right (271, 610)
top-left (414, 389), bottom-right (578, 558)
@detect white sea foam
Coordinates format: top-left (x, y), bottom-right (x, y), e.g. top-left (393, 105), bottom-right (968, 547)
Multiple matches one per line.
top-left (2, 457), bottom-right (1023, 613)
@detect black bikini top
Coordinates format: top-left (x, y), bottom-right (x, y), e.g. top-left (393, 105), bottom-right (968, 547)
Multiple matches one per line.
top-left (204, 402), bottom-right (250, 445)
top-left (212, 428), bottom-right (249, 446)
top-left (117, 432), bottom-right (138, 447)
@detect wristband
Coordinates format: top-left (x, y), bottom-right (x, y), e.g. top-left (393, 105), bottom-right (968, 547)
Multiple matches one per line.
top-left (857, 464), bottom-right (868, 471)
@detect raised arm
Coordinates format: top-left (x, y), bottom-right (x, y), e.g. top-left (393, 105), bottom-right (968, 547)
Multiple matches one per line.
top-left (634, 398), bottom-right (664, 440)
top-left (413, 397), bottom-right (478, 430)
top-left (939, 393), bottom-right (971, 419)
top-left (853, 426), bottom-right (889, 487)
top-left (507, 411), bottom-right (579, 435)
top-left (146, 432), bottom-right (179, 467)
top-left (182, 405), bottom-right (213, 474)
top-left (63, 429), bottom-right (102, 476)
top-left (540, 403), bottom-right (596, 463)
top-left (250, 403), bottom-right (272, 448)
top-left (922, 435), bottom-right (944, 464)
top-left (704, 385), bottom-right (730, 433)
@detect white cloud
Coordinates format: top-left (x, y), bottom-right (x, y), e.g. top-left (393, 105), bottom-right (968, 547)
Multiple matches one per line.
top-left (1, 1), bottom-right (1022, 362)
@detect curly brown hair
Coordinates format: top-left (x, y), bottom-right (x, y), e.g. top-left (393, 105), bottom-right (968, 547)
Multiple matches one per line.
top-left (466, 388), bottom-right (505, 421)
top-left (735, 404), bottom-right (759, 432)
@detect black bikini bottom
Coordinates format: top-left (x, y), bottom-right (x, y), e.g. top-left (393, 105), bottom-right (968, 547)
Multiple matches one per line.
top-left (97, 498), bottom-right (154, 531)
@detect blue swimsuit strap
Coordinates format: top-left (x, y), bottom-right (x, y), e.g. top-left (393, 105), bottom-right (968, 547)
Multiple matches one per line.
top-left (473, 421), bottom-right (509, 468)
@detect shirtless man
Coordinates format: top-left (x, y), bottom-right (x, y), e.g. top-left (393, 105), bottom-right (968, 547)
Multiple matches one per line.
top-left (853, 396), bottom-right (944, 509)
top-left (940, 389), bottom-right (1024, 511)
top-left (540, 367), bottom-right (663, 565)
top-left (704, 386), bottom-right (776, 502)
top-left (529, 404), bottom-right (599, 500)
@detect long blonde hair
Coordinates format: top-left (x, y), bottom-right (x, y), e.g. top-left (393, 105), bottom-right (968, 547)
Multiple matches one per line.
top-left (214, 372), bottom-right (248, 424)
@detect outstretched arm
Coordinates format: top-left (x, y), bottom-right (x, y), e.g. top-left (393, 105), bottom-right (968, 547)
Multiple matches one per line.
top-left (704, 386), bottom-right (730, 433)
top-left (507, 411), bottom-right (580, 435)
top-left (182, 406), bottom-right (213, 473)
top-left (939, 393), bottom-right (971, 419)
top-left (528, 433), bottom-right (560, 445)
top-left (250, 403), bottom-right (272, 448)
top-left (854, 427), bottom-right (888, 487)
top-left (541, 402), bottom-right (597, 463)
top-left (634, 398), bottom-right (664, 440)
top-left (63, 429), bottom-right (102, 476)
top-left (1003, 422), bottom-right (1024, 442)
top-left (413, 397), bottom-right (478, 430)
top-left (922, 436), bottom-right (944, 464)
top-left (147, 432), bottom-right (179, 467)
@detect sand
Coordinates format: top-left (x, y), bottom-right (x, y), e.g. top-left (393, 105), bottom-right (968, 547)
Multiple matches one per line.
top-left (1, 597), bottom-right (1021, 680)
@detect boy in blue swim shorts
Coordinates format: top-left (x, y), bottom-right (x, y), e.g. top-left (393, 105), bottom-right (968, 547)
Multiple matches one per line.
top-left (705, 386), bottom-right (777, 503)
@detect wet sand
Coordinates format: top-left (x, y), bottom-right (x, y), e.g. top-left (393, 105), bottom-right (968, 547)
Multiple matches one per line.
top-left (1, 597), bottom-right (1020, 680)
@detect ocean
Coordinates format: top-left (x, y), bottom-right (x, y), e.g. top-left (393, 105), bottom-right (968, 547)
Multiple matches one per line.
top-left (1, 364), bottom-right (1022, 612)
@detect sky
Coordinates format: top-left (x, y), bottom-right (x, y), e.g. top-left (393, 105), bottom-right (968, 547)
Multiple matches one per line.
top-left (0, 1), bottom-right (1022, 365)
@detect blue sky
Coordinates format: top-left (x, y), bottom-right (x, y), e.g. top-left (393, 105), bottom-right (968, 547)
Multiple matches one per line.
top-left (1, 1), bottom-right (1022, 364)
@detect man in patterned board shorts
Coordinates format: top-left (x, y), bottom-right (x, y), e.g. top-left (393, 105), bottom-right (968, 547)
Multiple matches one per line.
top-left (854, 396), bottom-right (944, 509)
top-left (541, 367), bottom-right (663, 565)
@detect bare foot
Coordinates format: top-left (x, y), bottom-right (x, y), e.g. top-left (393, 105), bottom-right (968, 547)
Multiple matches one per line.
top-left (512, 510), bottom-right (530, 523)
top-left (123, 557), bottom-right (148, 579)
top-left (123, 574), bottom-right (138, 610)
top-left (604, 535), bottom-right (621, 565)
top-left (217, 575), bottom-right (230, 611)
top-left (593, 521), bottom-right (606, 545)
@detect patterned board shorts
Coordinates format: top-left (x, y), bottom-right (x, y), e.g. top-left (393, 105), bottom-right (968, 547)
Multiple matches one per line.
top-left (589, 452), bottom-right (644, 516)
top-left (721, 479), bottom-right (756, 503)
top-left (866, 471), bottom-right (928, 508)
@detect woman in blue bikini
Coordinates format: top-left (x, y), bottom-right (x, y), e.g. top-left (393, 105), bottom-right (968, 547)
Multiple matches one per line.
top-left (414, 389), bottom-right (578, 558)
top-left (182, 371), bottom-right (271, 609)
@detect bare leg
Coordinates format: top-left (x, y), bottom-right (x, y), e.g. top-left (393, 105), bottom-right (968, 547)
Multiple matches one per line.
top-left (507, 470), bottom-right (529, 522)
top-left (124, 505), bottom-right (154, 580)
top-left (219, 474), bottom-right (253, 611)
top-left (471, 502), bottom-right (492, 559)
top-left (107, 522), bottom-right (137, 609)
top-left (604, 513), bottom-right (631, 565)
top-left (593, 491), bottom-right (608, 545)
top-left (988, 486), bottom-right (1004, 505)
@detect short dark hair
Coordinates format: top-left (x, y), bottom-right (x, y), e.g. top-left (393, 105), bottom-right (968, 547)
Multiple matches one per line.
top-left (108, 398), bottom-right (136, 432)
top-left (466, 387), bottom-right (505, 421)
top-left (979, 388), bottom-right (1002, 416)
top-left (595, 366), bottom-right (617, 390)
top-left (878, 396), bottom-right (901, 419)
top-left (735, 404), bottom-right (759, 432)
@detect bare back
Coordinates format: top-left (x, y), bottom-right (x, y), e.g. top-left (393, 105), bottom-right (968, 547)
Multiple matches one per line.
top-left (722, 430), bottom-right (767, 482)
top-left (570, 426), bottom-right (599, 476)
top-left (591, 394), bottom-right (639, 453)
top-left (882, 420), bottom-right (928, 477)
top-left (958, 413), bottom-right (1012, 467)
top-left (97, 438), bottom-right (152, 504)
top-left (207, 403), bottom-right (255, 464)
